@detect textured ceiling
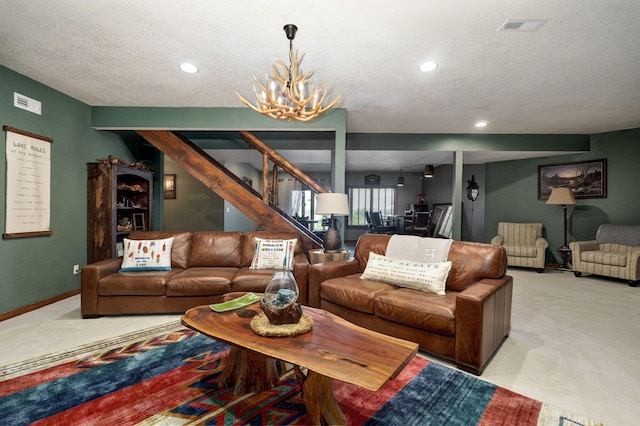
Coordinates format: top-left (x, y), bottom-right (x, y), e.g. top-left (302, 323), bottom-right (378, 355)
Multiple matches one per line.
top-left (1, 1), bottom-right (638, 171)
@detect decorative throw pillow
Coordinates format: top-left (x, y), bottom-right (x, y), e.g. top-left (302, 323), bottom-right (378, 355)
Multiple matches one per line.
top-left (119, 237), bottom-right (174, 272)
top-left (360, 252), bottom-right (452, 295)
top-left (250, 238), bottom-right (297, 271)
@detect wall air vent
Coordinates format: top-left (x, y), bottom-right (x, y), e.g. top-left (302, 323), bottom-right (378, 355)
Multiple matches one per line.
top-left (498, 19), bottom-right (547, 32)
top-left (14, 92), bottom-right (42, 115)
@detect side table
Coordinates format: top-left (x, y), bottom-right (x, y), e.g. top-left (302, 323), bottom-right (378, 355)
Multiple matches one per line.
top-left (556, 247), bottom-right (572, 271)
top-left (309, 249), bottom-right (350, 265)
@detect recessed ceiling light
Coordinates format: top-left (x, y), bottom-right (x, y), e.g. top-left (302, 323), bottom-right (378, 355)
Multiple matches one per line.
top-left (475, 121), bottom-right (488, 128)
top-left (180, 63), bottom-right (198, 73)
top-left (419, 61), bottom-right (437, 72)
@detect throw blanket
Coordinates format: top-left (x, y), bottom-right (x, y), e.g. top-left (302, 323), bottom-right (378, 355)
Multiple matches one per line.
top-left (386, 235), bottom-right (453, 263)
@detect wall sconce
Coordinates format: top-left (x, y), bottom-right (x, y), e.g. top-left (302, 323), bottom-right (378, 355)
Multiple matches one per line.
top-left (466, 174), bottom-right (480, 202)
top-left (424, 165), bottom-right (434, 178)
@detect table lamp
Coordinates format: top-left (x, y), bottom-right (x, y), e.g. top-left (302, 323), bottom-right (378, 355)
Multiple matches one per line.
top-left (315, 193), bottom-right (349, 252)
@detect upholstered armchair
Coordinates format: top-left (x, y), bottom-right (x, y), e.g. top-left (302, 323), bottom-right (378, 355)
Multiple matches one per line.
top-left (491, 222), bottom-right (548, 273)
top-left (570, 224), bottom-right (640, 286)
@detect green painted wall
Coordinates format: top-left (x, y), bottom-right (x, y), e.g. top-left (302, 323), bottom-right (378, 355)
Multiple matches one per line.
top-left (0, 65), bottom-right (133, 314)
top-left (162, 157), bottom-right (226, 232)
top-left (484, 128), bottom-right (640, 263)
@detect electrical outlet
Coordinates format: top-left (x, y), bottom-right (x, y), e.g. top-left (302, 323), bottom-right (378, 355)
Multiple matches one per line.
top-left (73, 264), bottom-right (80, 275)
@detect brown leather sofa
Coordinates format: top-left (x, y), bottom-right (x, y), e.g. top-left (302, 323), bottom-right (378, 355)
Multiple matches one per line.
top-left (81, 230), bottom-right (309, 318)
top-left (309, 234), bottom-right (512, 375)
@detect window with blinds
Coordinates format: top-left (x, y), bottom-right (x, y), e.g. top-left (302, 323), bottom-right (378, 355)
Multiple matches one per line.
top-left (348, 187), bottom-right (396, 226)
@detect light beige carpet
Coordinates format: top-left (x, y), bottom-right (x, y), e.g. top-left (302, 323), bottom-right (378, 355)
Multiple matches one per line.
top-left (0, 267), bottom-right (638, 424)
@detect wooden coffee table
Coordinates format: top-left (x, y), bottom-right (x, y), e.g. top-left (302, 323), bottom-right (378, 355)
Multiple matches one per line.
top-left (181, 303), bottom-right (418, 425)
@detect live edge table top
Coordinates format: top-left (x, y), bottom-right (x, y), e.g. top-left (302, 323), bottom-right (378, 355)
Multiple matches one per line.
top-left (181, 304), bottom-right (418, 392)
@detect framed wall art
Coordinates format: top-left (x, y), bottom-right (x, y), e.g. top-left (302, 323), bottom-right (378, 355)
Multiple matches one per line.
top-left (132, 213), bottom-right (146, 231)
top-left (364, 174), bottom-right (381, 185)
top-left (164, 174), bottom-right (176, 199)
top-left (538, 159), bottom-right (607, 200)
top-left (3, 126), bottom-right (53, 239)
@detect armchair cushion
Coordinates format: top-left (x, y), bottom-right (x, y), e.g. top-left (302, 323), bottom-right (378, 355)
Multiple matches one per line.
top-left (581, 248), bottom-right (628, 267)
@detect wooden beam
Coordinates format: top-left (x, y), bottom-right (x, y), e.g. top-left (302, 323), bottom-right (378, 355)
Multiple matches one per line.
top-left (135, 130), bottom-right (321, 251)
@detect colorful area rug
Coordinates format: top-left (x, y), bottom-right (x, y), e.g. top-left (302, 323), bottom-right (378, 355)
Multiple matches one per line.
top-left (0, 321), bottom-right (603, 425)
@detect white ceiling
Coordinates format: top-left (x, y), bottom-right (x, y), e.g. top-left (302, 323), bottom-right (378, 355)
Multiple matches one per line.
top-left (1, 1), bottom-right (638, 171)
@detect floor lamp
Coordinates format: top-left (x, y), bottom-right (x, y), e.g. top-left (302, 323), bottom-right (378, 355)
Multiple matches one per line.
top-left (315, 193), bottom-right (349, 252)
top-left (546, 187), bottom-right (577, 269)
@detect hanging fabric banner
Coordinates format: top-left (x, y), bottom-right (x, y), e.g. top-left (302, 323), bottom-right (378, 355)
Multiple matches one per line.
top-left (3, 126), bottom-right (53, 239)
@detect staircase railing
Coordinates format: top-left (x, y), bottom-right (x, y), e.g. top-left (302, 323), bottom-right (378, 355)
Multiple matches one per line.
top-left (136, 130), bottom-right (326, 252)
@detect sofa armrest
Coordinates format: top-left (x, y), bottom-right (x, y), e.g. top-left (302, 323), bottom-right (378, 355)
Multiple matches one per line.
top-left (81, 258), bottom-right (122, 318)
top-left (623, 246), bottom-right (640, 281)
top-left (308, 259), bottom-right (360, 307)
top-left (569, 240), bottom-right (598, 272)
top-left (454, 275), bottom-right (513, 374)
top-left (534, 237), bottom-right (548, 249)
top-left (626, 246), bottom-right (640, 281)
top-left (292, 253), bottom-right (311, 305)
top-left (490, 235), bottom-right (504, 245)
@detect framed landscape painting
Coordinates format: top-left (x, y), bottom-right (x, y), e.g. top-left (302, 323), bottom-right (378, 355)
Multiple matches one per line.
top-left (538, 159), bottom-right (607, 200)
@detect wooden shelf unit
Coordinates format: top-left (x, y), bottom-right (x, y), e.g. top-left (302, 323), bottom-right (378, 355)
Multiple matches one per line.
top-left (87, 163), bottom-right (154, 263)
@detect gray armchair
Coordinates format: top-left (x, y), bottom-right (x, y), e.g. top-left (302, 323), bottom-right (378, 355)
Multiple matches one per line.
top-left (570, 224), bottom-right (640, 286)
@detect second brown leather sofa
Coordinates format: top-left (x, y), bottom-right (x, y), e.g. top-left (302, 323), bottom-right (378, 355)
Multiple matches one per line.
top-left (309, 234), bottom-right (512, 375)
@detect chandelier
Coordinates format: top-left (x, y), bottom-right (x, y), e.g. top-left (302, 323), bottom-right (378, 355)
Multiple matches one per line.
top-left (236, 24), bottom-right (340, 122)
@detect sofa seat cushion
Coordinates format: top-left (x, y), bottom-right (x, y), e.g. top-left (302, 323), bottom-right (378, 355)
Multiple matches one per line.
top-left (580, 250), bottom-right (627, 267)
top-left (503, 244), bottom-right (537, 258)
top-left (98, 269), bottom-right (184, 296)
top-left (232, 267), bottom-right (288, 293)
top-left (321, 274), bottom-right (397, 315)
top-left (165, 267), bottom-right (237, 296)
top-left (374, 288), bottom-right (457, 336)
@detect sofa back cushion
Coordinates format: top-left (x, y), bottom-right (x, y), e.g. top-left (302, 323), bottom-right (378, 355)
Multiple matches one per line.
top-left (354, 234), bottom-right (393, 272)
top-left (190, 231), bottom-right (243, 267)
top-left (127, 231), bottom-right (192, 269)
top-left (446, 241), bottom-right (507, 291)
top-left (241, 231), bottom-right (303, 267)
top-left (497, 222), bottom-right (543, 245)
top-left (596, 224), bottom-right (640, 247)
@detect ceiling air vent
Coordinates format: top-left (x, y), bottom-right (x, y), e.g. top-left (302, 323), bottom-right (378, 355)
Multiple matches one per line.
top-left (14, 92), bottom-right (42, 115)
top-left (498, 19), bottom-right (547, 32)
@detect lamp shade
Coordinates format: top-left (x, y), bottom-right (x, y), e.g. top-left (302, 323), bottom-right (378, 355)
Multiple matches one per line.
top-left (424, 165), bottom-right (434, 178)
top-left (546, 188), bottom-right (577, 205)
top-left (316, 193), bottom-right (349, 216)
